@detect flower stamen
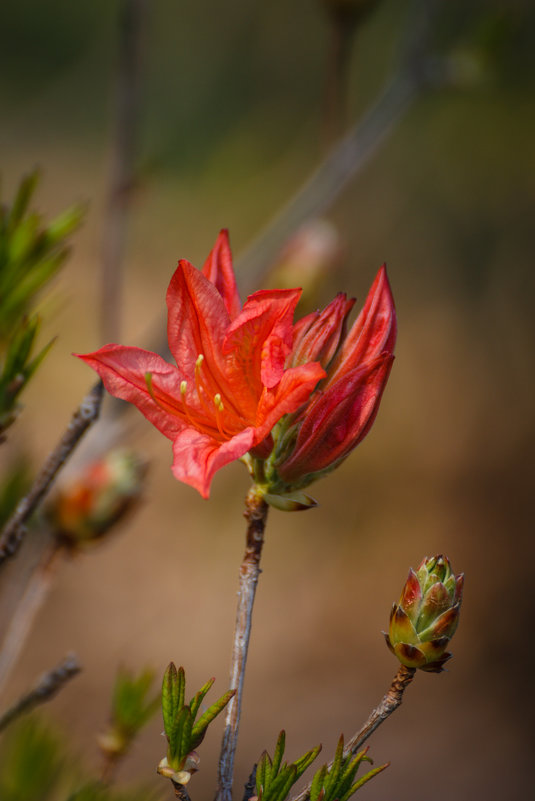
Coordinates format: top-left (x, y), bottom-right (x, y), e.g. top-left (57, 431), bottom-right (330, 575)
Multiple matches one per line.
top-left (213, 393), bottom-right (226, 438)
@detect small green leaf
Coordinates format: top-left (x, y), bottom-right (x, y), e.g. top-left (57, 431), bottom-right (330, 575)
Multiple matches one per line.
top-left (293, 744), bottom-right (321, 780)
top-left (271, 730), bottom-right (286, 782)
top-left (162, 663), bottom-right (178, 738)
top-left (310, 765), bottom-right (328, 801)
top-left (268, 764), bottom-right (297, 801)
top-left (323, 737), bottom-right (344, 800)
top-left (7, 171), bottom-right (39, 231)
top-left (256, 750), bottom-right (270, 797)
top-left (189, 676), bottom-right (215, 720)
top-left (341, 762), bottom-right (389, 799)
top-left (168, 705), bottom-right (193, 768)
top-left (176, 665), bottom-right (186, 713)
top-left (190, 689), bottom-right (235, 749)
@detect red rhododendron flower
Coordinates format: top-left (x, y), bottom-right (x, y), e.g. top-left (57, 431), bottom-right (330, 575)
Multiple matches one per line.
top-left (262, 265), bottom-right (396, 500)
top-left (76, 231), bottom-right (325, 498)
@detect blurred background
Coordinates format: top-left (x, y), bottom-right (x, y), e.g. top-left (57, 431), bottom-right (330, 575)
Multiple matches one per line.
top-left (0, 0), bottom-right (534, 798)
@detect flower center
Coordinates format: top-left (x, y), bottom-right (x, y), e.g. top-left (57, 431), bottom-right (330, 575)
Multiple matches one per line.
top-left (145, 354), bottom-right (244, 442)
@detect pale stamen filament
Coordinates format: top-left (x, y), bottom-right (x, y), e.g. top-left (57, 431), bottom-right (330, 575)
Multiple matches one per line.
top-left (194, 354), bottom-right (217, 415)
top-left (213, 393), bottom-right (227, 439)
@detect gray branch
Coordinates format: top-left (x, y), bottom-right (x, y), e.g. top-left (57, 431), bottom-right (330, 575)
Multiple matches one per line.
top-left (0, 654), bottom-right (81, 732)
top-left (0, 381), bottom-right (104, 567)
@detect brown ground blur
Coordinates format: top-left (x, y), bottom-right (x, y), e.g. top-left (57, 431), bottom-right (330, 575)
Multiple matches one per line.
top-left (0, 2), bottom-right (534, 800)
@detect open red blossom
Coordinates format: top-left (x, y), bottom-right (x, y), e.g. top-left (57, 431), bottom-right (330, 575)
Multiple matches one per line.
top-left (76, 231), bottom-right (325, 498)
top-left (267, 265), bottom-right (396, 489)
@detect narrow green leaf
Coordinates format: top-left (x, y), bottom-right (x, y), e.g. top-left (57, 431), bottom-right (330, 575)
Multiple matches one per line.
top-left (161, 663), bottom-right (178, 738)
top-left (169, 705), bottom-right (193, 768)
top-left (323, 736), bottom-right (344, 799)
top-left (189, 676), bottom-right (215, 720)
top-left (24, 336), bottom-right (55, 384)
top-left (8, 171), bottom-right (39, 231)
top-left (43, 204), bottom-right (85, 245)
top-left (271, 730), bottom-right (286, 780)
top-left (177, 705), bottom-right (193, 764)
top-left (340, 763), bottom-right (388, 801)
top-left (256, 750), bottom-right (270, 797)
top-left (269, 764), bottom-right (297, 801)
top-left (176, 666), bottom-right (186, 712)
top-left (310, 765), bottom-right (328, 801)
top-left (190, 688), bottom-right (235, 748)
top-left (338, 749), bottom-right (371, 795)
top-left (293, 744), bottom-right (321, 780)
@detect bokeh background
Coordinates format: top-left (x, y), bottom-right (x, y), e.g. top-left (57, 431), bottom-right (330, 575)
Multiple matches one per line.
top-left (1, 0), bottom-right (534, 799)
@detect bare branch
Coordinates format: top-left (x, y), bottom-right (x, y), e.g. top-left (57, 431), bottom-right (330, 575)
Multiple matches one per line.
top-left (0, 381), bottom-right (104, 567)
top-left (101, 0), bottom-right (148, 343)
top-left (290, 665), bottom-right (416, 801)
top-left (0, 541), bottom-right (62, 699)
top-left (237, 0), bottom-right (444, 294)
top-left (215, 489), bottom-right (269, 801)
top-left (0, 654), bottom-right (81, 733)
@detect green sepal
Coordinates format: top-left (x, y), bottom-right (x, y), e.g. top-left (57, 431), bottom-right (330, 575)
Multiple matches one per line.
top-left (190, 689), bottom-right (235, 749)
top-left (189, 676), bottom-right (215, 720)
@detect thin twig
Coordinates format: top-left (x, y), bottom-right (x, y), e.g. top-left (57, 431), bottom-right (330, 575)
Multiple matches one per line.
top-left (0, 381), bottom-right (104, 568)
top-left (0, 654), bottom-right (81, 733)
top-left (0, 541), bottom-right (62, 700)
top-left (237, 72), bottom-right (416, 294)
top-left (343, 664), bottom-right (416, 754)
top-left (323, 10), bottom-right (358, 144)
top-left (101, 0), bottom-right (147, 344)
top-left (171, 781), bottom-right (192, 801)
top-left (216, 487), bottom-right (269, 801)
top-left (237, 0), bottom-right (443, 294)
top-left (290, 665), bottom-right (416, 801)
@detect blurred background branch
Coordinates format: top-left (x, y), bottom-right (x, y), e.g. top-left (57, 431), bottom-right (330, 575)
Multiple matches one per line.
top-left (101, 0), bottom-right (148, 345)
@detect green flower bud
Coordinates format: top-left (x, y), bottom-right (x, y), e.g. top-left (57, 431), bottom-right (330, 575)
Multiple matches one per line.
top-left (384, 555), bottom-right (464, 673)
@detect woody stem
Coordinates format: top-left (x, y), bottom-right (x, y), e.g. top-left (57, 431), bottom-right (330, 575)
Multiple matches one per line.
top-left (216, 487), bottom-right (269, 801)
top-left (343, 664), bottom-right (416, 754)
top-left (289, 664), bottom-right (416, 801)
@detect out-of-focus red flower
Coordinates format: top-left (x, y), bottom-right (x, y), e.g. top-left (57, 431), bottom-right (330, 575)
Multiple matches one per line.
top-left (262, 266), bottom-right (396, 504)
top-left (77, 231), bottom-right (325, 499)
top-left (50, 449), bottom-right (147, 546)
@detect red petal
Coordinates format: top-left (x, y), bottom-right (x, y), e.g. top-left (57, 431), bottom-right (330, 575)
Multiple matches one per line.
top-left (279, 353), bottom-right (393, 481)
top-left (326, 265), bottom-right (396, 387)
top-left (201, 229), bottom-right (241, 320)
top-left (290, 293), bottom-right (355, 368)
top-left (166, 259), bottom-right (230, 381)
top-left (171, 427), bottom-right (255, 498)
top-left (255, 362), bottom-right (326, 439)
top-left (76, 346), bottom-right (185, 440)
top-left (222, 288), bottom-right (302, 402)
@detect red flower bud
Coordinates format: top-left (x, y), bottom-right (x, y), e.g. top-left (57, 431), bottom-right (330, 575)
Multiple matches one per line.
top-left (262, 265), bottom-right (396, 499)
